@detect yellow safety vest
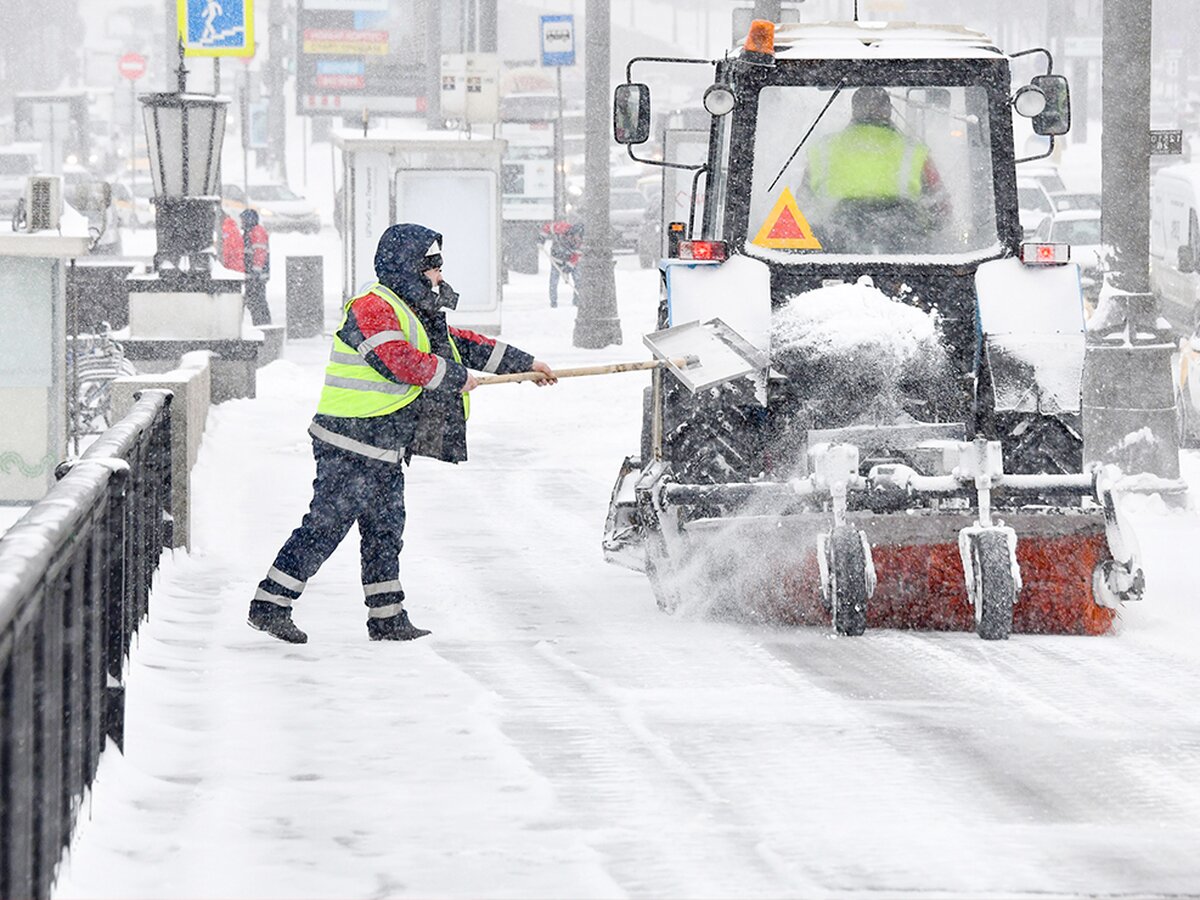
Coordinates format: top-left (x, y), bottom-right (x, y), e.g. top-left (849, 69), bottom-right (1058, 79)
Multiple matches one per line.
top-left (808, 124), bottom-right (927, 201)
top-left (316, 282), bottom-right (469, 421)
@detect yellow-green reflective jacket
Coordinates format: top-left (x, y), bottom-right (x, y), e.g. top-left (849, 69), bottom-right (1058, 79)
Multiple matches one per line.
top-left (808, 124), bottom-right (928, 202)
top-left (316, 282), bottom-right (469, 421)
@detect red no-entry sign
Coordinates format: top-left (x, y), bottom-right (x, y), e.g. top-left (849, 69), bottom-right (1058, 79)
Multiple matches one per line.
top-left (118, 52), bottom-right (147, 81)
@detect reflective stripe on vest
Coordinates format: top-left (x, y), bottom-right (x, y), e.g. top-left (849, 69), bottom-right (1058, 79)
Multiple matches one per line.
top-left (315, 282), bottom-right (469, 421)
top-left (809, 124), bottom-right (927, 201)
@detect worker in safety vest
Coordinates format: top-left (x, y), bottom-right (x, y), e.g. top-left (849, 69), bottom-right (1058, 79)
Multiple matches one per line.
top-left (241, 208), bottom-right (272, 326)
top-left (804, 86), bottom-right (948, 251)
top-left (248, 223), bottom-right (558, 644)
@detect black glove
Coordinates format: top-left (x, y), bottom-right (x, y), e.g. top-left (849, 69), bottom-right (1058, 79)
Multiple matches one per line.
top-left (436, 281), bottom-right (460, 311)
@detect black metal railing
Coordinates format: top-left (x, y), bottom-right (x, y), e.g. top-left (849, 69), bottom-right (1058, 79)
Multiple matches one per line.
top-left (0, 389), bottom-right (173, 900)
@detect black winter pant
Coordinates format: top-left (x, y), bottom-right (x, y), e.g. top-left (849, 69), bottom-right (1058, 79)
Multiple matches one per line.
top-left (245, 275), bottom-right (271, 325)
top-left (255, 439), bottom-right (407, 619)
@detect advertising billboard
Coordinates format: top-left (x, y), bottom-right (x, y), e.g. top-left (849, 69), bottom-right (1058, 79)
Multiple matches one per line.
top-left (296, 0), bottom-right (426, 116)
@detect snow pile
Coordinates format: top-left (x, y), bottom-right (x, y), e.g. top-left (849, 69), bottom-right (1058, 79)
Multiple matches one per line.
top-left (770, 277), bottom-right (952, 428)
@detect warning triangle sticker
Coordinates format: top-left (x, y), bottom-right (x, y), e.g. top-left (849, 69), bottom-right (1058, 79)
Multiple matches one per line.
top-left (752, 187), bottom-right (822, 250)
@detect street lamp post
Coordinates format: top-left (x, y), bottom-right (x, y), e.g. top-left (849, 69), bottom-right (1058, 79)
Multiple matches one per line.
top-left (140, 45), bottom-right (229, 273)
top-left (122, 40), bottom-right (263, 403)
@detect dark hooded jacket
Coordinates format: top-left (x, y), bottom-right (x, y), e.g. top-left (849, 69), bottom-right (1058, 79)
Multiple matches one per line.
top-left (310, 223), bottom-right (534, 463)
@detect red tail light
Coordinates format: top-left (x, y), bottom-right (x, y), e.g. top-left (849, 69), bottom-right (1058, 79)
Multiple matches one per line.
top-left (1020, 242), bottom-right (1071, 265)
top-left (677, 240), bottom-right (728, 262)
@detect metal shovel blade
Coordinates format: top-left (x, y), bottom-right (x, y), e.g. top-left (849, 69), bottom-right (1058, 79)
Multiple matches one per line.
top-left (643, 318), bottom-right (765, 392)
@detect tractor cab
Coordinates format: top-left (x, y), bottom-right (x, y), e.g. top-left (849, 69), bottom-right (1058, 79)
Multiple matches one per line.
top-left (617, 20), bottom-right (1070, 307)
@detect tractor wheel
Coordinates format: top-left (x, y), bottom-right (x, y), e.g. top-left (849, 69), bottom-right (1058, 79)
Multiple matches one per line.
top-left (828, 526), bottom-right (868, 636)
top-left (973, 530), bottom-right (1017, 641)
top-left (974, 353), bottom-right (1083, 475)
top-left (663, 381), bottom-right (763, 485)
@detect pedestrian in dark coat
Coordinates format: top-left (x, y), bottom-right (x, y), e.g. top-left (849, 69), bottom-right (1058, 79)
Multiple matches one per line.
top-left (248, 223), bottom-right (557, 644)
top-left (241, 208), bottom-right (271, 326)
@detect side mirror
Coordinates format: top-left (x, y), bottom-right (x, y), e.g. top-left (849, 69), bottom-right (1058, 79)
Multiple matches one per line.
top-left (1031, 74), bottom-right (1070, 136)
top-left (613, 83), bottom-right (651, 145)
top-left (1179, 245), bottom-right (1195, 274)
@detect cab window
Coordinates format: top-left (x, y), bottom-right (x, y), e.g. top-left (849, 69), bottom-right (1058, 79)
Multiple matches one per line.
top-left (747, 84), bottom-right (1000, 259)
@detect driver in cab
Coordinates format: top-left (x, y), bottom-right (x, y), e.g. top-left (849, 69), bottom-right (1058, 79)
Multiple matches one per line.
top-left (802, 86), bottom-right (949, 251)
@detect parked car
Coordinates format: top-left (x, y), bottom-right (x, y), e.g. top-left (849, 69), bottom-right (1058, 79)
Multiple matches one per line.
top-left (0, 142), bottom-right (44, 217)
top-left (224, 182), bottom-right (321, 233)
top-left (1150, 163), bottom-right (1200, 332)
top-left (1048, 190), bottom-right (1101, 214)
top-left (110, 181), bottom-right (135, 227)
top-left (1177, 328), bottom-right (1200, 448)
top-left (610, 187), bottom-right (647, 252)
top-left (63, 165), bottom-right (121, 255)
top-left (1033, 208), bottom-right (1103, 301)
top-left (1021, 163), bottom-right (1067, 194)
top-left (109, 180), bottom-right (155, 228)
top-left (637, 185), bottom-right (663, 268)
top-left (1017, 176), bottom-right (1054, 238)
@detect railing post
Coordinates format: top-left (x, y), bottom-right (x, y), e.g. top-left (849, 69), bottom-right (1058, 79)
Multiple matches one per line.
top-left (103, 465), bottom-right (130, 751)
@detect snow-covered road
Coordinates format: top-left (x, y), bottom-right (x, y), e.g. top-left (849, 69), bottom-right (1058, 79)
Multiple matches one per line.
top-left (53, 234), bottom-right (1200, 899)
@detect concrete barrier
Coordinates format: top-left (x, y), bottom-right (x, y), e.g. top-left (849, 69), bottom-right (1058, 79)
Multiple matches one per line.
top-left (110, 351), bottom-right (213, 549)
top-left (286, 256), bottom-right (324, 339)
top-left (255, 324), bottom-right (287, 367)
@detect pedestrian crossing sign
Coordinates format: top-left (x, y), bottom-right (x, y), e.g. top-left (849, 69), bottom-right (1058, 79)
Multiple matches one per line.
top-left (752, 187), bottom-right (822, 250)
top-left (178, 0), bottom-right (255, 58)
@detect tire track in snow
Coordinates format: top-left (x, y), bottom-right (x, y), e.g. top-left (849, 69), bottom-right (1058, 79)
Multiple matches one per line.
top-left (756, 630), bottom-right (1200, 895)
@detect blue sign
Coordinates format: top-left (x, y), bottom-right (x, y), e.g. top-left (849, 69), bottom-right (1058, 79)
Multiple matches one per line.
top-left (178, 0), bottom-right (255, 58)
top-left (540, 15), bottom-right (575, 67)
top-left (316, 60), bottom-right (365, 76)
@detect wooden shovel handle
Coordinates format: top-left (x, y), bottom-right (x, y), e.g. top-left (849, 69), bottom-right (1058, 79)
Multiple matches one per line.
top-left (474, 358), bottom-right (690, 386)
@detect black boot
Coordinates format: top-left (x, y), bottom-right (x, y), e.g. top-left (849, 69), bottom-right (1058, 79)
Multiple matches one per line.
top-left (248, 600), bottom-right (308, 644)
top-left (367, 609), bottom-right (431, 641)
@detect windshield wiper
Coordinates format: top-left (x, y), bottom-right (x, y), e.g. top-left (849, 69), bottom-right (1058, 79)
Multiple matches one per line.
top-left (767, 79), bottom-right (847, 194)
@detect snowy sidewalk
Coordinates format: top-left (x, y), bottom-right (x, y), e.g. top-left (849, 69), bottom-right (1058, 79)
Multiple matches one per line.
top-left (52, 253), bottom-right (1200, 900)
top-left (54, 261), bottom-right (711, 898)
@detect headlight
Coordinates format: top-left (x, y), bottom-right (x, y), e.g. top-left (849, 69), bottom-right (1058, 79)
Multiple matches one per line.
top-left (703, 84), bottom-right (736, 117)
top-left (1012, 85), bottom-right (1047, 118)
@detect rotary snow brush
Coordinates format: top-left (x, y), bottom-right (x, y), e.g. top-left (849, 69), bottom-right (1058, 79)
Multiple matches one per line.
top-left (474, 356), bottom-right (700, 386)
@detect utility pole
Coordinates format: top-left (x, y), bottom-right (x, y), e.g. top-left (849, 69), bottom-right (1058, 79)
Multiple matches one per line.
top-left (422, 0), bottom-right (442, 128)
top-left (1084, 0), bottom-right (1180, 479)
top-left (266, 0), bottom-right (288, 181)
top-left (165, 0), bottom-right (178, 91)
top-left (573, 0), bottom-right (622, 349)
top-left (1101, 0), bottom-right (1152, 292)
top-left (479, 0), bottom-right (497, 52)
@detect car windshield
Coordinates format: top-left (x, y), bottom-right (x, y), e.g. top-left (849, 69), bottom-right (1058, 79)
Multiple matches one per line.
top-left (1019, 187), bottom-right (1051, 212)
top-left (250, 185), bottom-right (300, 202)
top-left (611, 191), bottom-right (645, 211)
top-left (1052, 217), bottom-right (1102, 245)
top-left (1052, 193), bottom-right (1101, 212)
top-left (747, 84), bottom-right (999, 259)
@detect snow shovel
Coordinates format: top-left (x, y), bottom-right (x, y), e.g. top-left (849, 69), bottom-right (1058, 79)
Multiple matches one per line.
top-left (474, 355), bottom-right (701, 386)
top-left (474, 318), bottom-right (764, 392)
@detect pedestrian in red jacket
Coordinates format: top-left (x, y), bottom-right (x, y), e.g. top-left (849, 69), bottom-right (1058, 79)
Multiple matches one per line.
top-left (221, 213), bottom-right (244, 272)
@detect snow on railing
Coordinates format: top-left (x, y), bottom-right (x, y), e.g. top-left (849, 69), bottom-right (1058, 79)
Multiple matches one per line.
top-left (0, 389), bottom-right (173, 900)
